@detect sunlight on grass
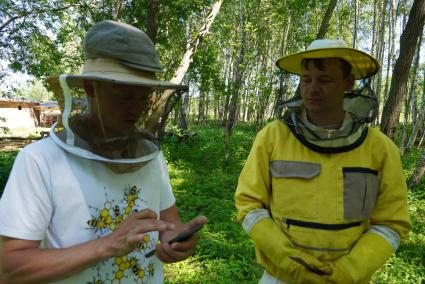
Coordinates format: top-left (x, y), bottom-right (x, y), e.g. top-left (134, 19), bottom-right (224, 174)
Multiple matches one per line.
top-left (161, 124), bottom-right (263, 283)
top-left (164, 259), bottom-right (205, 283)
top-left (170, 177), bottom-right (185, 188)
top-left (371, 147), bottom-right (425, 283)
top-left (0, 127), bottom-right (49, 138)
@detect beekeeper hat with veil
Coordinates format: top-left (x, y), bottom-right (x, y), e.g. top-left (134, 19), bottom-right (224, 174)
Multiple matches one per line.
top-left (274, 39), bottom-right (380, 148)
top-left (46, 20), bottom-right (188, 173)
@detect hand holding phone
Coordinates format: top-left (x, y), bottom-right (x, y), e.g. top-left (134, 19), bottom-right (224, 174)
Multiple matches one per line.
top-left (166, 223), bottom-right (204, 244)
top-left (145, 222), bottom-right (205, 258)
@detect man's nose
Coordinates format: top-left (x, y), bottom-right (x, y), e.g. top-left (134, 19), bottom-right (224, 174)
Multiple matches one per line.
top-left (309, 79), bottom-right (321, 92)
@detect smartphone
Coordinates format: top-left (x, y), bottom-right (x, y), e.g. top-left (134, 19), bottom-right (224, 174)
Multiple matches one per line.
top-left (145, 223), bottom-right (204, 258)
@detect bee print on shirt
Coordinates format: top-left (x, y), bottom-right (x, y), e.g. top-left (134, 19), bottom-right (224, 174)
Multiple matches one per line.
top-left (86, 185), bottom-right (157, 283)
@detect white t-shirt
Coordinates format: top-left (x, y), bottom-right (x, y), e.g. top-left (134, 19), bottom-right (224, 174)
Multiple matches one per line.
top-left (0, 137), bottom-right (176, 283)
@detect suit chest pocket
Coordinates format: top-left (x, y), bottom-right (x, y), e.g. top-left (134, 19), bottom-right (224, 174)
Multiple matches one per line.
top-left (270, 160), bottom-right (320, 218)
top-left (343, 167), bottom-right (379, 219)
top-left (270, 160), bottom-right (320, 178)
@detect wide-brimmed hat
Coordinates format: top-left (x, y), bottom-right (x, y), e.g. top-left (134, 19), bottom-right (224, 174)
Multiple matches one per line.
top-left (52, 20), bottom-right (188, 91)
top-left (276, 39), bottom-right (380, 80)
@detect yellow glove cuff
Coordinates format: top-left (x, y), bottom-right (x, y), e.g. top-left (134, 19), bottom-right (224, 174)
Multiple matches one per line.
top-left (336, 231), bottom-right (394, 283)
top-left (249, 217), bottom-right (297, 264)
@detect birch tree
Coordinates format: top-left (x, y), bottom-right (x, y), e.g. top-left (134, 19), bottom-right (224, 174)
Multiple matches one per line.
top-left (407, 67), bottom-right (425, 149)
top-left (380, 0), bottom-right (425, 140)
top-left (316, 0), bottom-right (338, 39)
top-left (224, 0), bottom-right (245, 159)
top-left (144, 0), bottom-right (224, 136)
top-left (401, 32), bottom-right (422, 152)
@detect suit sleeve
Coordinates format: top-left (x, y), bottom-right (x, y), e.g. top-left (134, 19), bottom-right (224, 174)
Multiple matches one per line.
top-left (326, 136), bottom-right (412, 283)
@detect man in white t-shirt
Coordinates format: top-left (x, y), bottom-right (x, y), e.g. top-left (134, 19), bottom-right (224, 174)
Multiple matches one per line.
top-left (0, 20), bottom-right (207, 284)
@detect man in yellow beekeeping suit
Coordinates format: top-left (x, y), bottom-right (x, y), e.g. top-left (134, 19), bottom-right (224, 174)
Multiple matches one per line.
top-left (235, 39), bottom-right (412, 284)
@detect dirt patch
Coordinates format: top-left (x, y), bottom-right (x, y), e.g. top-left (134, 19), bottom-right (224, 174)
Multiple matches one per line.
top-left (0, 138), bottom-right (35, 152)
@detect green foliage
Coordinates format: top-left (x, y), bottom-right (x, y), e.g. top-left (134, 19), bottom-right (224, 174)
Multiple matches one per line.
top-left (372, 174), bottom-right (425, 283)
top-left (162, 123), bottom-right (262, 283)
top-left (372, 130), bottom-right (425, 282)
top-left (1, 0), bottom-right (85, 78)
top-left (371, 145), bottom-right (425, 283)
top-left (0, 117), bottom-right (10, 135)
top-left (1, 0), bottom-right (217, 85)
top-left (0, 151), bottom-right (18, 195)
top-left (8, 78), bottom-right (53, 101)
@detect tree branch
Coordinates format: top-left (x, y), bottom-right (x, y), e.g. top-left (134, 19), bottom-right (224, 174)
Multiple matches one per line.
top-left (0, 4), bottom-right (79, 33)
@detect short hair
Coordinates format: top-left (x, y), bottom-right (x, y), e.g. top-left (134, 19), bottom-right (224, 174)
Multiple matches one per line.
top-left (301, 58), bottom-right (353, 78)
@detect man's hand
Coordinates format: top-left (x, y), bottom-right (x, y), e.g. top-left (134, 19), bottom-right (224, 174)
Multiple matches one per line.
top-left (287, 261), bottom-right (328, 284)
top-left (101, 209), bottom-right (175, 258)
top-left (155, 215), bottom-right (208, 263)
top-left (1, 209), bottom-right (175, 283)
top-left (321, 261), bottom-right (353, 284)
top-left (287, 253), bottom-right (332, 284)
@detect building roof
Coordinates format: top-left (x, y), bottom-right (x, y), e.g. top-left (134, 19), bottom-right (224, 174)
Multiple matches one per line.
top-left (0, 97), bottom-right (39, 108)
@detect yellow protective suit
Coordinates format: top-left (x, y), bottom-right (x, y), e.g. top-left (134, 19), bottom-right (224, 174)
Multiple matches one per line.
top-left (235, 119), bottom-right (412, 283)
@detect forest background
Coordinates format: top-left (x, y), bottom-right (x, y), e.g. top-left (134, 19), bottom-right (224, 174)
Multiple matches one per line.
top-left (1, 0), bottom-right (425, 283)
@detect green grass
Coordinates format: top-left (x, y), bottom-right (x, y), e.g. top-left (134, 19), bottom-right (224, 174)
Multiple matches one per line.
top-left (0, 122), bottom-right (424, 283)
top-left (0, 127), bottom-right (49, 139)
top-left (371, 147), bottom-right (425, 283)
top-left (0, 151), bottom-right (18, 194)
top-left (162, 123), bottom-right (263, 283)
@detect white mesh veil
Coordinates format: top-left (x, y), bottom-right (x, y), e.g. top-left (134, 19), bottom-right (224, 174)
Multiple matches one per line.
top-left (49, 75), bottom-right (161, 173)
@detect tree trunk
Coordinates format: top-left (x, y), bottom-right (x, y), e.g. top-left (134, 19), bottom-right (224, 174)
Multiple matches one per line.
top-left (401, 37), bottom-right (418, 152)
top-left (274, 70), bottom-right (285, 118)
top-left (146, 0), bottom-right (159, 43)
top-left (113, 0), bottom-right (126, 20)
top-left (370, 0), bottom-right (378, 93)
top-left (419, 129), bottom-right (425, 149)
top-left (407, 67), bottom-right (425, 149)
top-left (172, 105), bottom-right (178, 125)
top-left (401, 94), bottom-right (410, 154)
top-left (410, 30), bottom-right (422, 127)
top-left (353, 0), bottom-right (358, 48)
top-left (197, 89), bottom-right (205, 124)
top-left (373, 0), bottom-right (388, 119)
top-left (0, 4), bottom-right (79, 32)
top-left (380, 0), bottom-right (425, 140)
top-left (179, 92), bottom-right (189, 130)
top-left (144, 0), bottom-right (224, 137)
top-left (402, 32), bottom-right (422, 152)
top-left (221, 92), bottom-right (231, 127)
top-left (382, 0), bottom-right (396, 113)
top-left (156, 90), bottom-right (184, 139)
top-left (205, 91), bottom-right (210, 122)
top-left (224, 0), bottom-right (245, 159)
top-left (274, 14), bottom-right (291, 118)
top-left (408, 146), bottom-right (425, 188)
top-left (316, 0), bottom-right (338, 39)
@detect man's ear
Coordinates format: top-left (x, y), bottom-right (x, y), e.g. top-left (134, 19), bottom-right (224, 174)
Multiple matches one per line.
top-left (83, 80), bottom-right (95, 97)
top-left (345, 74), bottom-right (355, 91)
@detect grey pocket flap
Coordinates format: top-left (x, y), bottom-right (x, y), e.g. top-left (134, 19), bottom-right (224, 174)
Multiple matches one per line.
top-left (269, 160), bottom-right (320, 179)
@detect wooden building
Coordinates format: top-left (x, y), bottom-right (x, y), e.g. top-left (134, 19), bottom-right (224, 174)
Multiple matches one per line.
top-left (0, 98), bottom-right (61, 131)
